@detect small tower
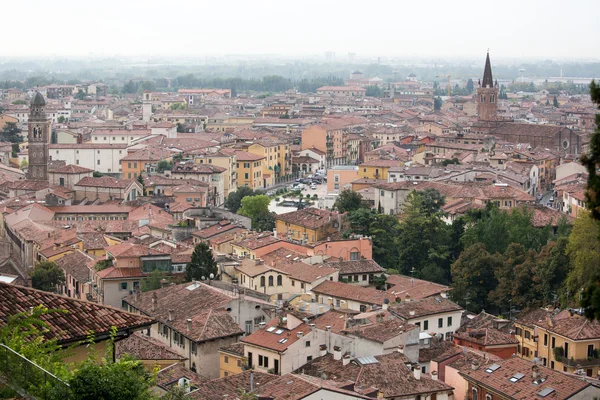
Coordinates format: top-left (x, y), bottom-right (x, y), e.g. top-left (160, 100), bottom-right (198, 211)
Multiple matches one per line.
top-left (476, 52), bottom-right (499, 121)
top-left (142, 91), bottom-right (152, 123)
top-left (27, 92), bottom-right (50, 181)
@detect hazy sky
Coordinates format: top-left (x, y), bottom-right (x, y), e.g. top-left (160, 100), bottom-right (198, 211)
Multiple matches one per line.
top-left (3, 0), bottom-right (599, 59)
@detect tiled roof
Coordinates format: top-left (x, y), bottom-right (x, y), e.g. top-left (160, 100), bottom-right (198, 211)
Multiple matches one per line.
top-left (156, 363), bottom-right (208, 391)
top-left (233, 232), bottom-right (280, 250)
top-left (0, 282), bottom-right (154, 344)
top-left (454, 328), bottom-right (518, 346)
top-left (312, 280), bottom-right (395, 306)
top-left (123, 282), bottom-right (245, 343)
top-left (54, 250), bottom-right (95, 283)
top-left (325, 259), bottom-right (384, 275)
top-left (116, 331), bottom-right (186, 361)
top-left (106, 242), bottom-right (167, 258)
top-left (535, 311), bottom-right (600, 341)
top-left (192, 221), bottom-right (237, 239)
top-left (186, 370), bottom-right (279, 400)
top-left (96, 267), bottom-right (144, 279)
top-left (459, 357), bottom-right (589, 400)
top-left (272, 262), bottom-right (338, 284)
top-left (218, 342), bottom-right (245, 357)
top-left (276, 208), bottom-right (341, 230)
top-left (241, 317), bottom-right (312, 352)
top-left (49, 164), bottom-right (94, 174)
top-left (234, 151), bottom-right (265, 161)
top-left (343, 318), bottom-right (418, 343)
top-left (388, 297), bottom-right (462, 320)
top-left (75, 176), bottom-right (135, 189)
top-left (385, 275), bottom-right (450, 300)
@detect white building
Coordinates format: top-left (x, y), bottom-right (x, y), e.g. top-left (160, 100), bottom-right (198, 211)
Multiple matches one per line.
top-left (49, 143), bottom-right (127, 174)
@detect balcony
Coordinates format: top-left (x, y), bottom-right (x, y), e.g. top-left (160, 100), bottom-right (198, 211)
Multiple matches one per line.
top-left (0, 344), bottom-right (71, 399)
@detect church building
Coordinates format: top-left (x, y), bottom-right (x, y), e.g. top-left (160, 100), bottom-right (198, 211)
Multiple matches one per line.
top-left (27, 92), bottom-right (50, 181)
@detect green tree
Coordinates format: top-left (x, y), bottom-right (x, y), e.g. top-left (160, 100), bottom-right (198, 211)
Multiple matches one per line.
top-left (75, 89), bottom-right (86, 100)
top-left (30, 261), bottom-right (65, 293)
top-left (1, 121), bottom-right (22, 143)
top-left (365, 85), bottom-right (383, 97)
top-left (141, 270), bottom-right (171, 292)
top-left (253, 210), bottom-right (276, 232)
top-left (348, 208), bottom-right (377, 236)
top-left (57, 116), bottom-right (66, 123)
top-left (434, 97), bottom-right (442, 111)
top-left (92, 171), bottom-right (104, 177)
top-left (582, 80), bottom-right (600, 220)
top-left (19, 159), bottom-right (28, 170)
top-left (451, 243), bottom-right (504, 312)
top-left (417, 188), bottom-right (446, 216)
top-left (370, 214), bottom-right (402, 269)
top-left (122, 80), bottom-right (138, 94)
top-left (157, 160), bottom-right (173, 173)
top-left (11, 142), bottom-right (19, 158)
top-left (137, 174), bottom-right (146, 196)
top-left (565, 212), bottom-right (600, 303)
top-left (441, 158), bottom-right (460, 166)
top-left (333, 189), bottom-right (368, 213)
top-left (11, 99), bottom-right (26, 105)
top-left (238, 195), bottom-right (271, 229)
top-left (186, 242), bottom-right (217, 281)
top-left (224, 186), bottom-right (255, 213)
top-left (553, 96), bottom-right (559, 108)
top-left (489, 243), bottom-right (532, 309)
top-left (466, 79), bottom-right (474, 94)
top-left (535, 237), bottom-right (570, 305)
top-left (176, 123), bottom-right (186, 133)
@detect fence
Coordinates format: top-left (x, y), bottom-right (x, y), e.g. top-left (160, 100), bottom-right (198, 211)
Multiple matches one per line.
top-left (0, 344), bottom-right (70, 400)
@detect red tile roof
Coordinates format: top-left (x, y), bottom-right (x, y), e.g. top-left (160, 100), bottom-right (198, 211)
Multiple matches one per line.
top-left (242, 317), bottom-right (312, 352)
top-left (0, 282), bottom-right (154, 345)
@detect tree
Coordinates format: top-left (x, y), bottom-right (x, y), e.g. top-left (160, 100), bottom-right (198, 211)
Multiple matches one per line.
top-left (582, 80), bottom-right (600, 220)
top-left (348, 208), bottom-right (377, 236)
top-left (11, 142), bottom-right (19, 158)
top-left (57, 116), bottom-right (66, 123)
top-left (417, 188), bottom-right (446, 216)
top-left (141, 270), bottom-right (171, 292)
top-left (157, 160), bottom-right (173, 173)
top-left (75, 89), bottom-right (86, 100)
top-left (92, 171), bottom-right (104, 177)
top-left (333, 189), bottom-right (368, 213)
top-left (11, 99), bottom-right (26, 105)
top-left (253, 210), bottom-right (276, 232)
top-left (565, 212), bottom-right (600, 303)
top-left (441, 158), bottom-right (460, 166)
top-left (122, 80), bottom-right (137, 94)
top-left (176, 122), bottom-right (186, 133)
top-left (536, 238), bottom-right (570, 305)
top-left (553, 96), bottom-right (559, 108)
top-left (370, 214), bottom-right (402, 269)
top-left (30, 261), bottom-right (65, 293)
top-left (224, 186), bottom-right (255, 213)
top-left (489, 243), bottom-right (529, 309)
top-left (186, 242), bottom-right (218, 281)
top-left (466, 79), bottom-right (474, 94)
top-left (451, 243), bottom-right (504, 312)
top-left (434, 97), bottom-right (442, 111)
top-left (1, 121), bottom-right (22, 143)
top-left (238, 195), bottom-right (271, 230)
top-left (19, 158), bottom-right (28, 170)
top-left (365, 85), bottom-right (382, 97)
top-left (137, 174), bottom-right (146, 196)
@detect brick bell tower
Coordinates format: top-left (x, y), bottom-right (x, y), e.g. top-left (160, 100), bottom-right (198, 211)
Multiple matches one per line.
top-left (27, 92), bottom-right (50, 181)
top-left (477, 52), bottom-right (499, 121)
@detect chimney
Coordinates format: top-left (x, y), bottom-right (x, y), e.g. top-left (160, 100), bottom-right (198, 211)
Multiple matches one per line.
top-left (333, 346), bottom-right (342, 361)
top-left (258, 322), bottom-right (266, 330)
top-left (160, 278), bottom-right (168, 288)
top-left (186, 318), bottom-right (192, 332)
top-left (151, 292), bottom-right (157, 311)
top-left (273, 229), bottom-right (277, 239)
top-left (320, 344), bottom-right (327, 357)
top-left (382, 299), bottom-right (389, 310)
top-left (250, 371), bottom-right (254, 392)
top-left (397, 345), bottom-right (404, 354)
top-left (297, 332), bottom-right (304, 339)
top-left (413, 365), bottom-right (421, 380)
top-left (376, 313), bottom-right (384, 323)
top-left (168, 309), bottom-right (174, 321)
top-left (409, 310), bottom-right (415, 316)
top-left (532, 365), bottom-right (540, 380)
top-left (471, 361), bottom-right (480, 371)
top-left (440, 291), bottom-right (448, 299)
top-left (326, 326), bottom-right (332, 332)
top-left (342, 354), bottom-right (351, 366)
top-left (405, 293), bottom-right (411, 302)
top-left (431, 371), bottom-right (438, 381)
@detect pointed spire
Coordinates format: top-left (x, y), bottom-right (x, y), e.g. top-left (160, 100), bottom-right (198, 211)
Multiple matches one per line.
top-left (482, 52), bottom-right (493, 88)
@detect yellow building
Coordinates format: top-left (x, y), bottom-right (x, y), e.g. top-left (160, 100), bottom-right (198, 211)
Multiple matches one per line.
top-left (275, 207), bottom-right (345, 245)
top-left (515, 309), bottom-right (600, 378)
top-left (234, 151), bottom-right (265, 189)
top-left (358, 159), bottom-right (404, 180)
top-left (247, 140), bottom-right (291, 187)
top-left (218, 343), bottom-right (245, 377)
top-left (121, 147), bottom-right (175, 180)
top-left (192, 149), bottom-right (237, 198)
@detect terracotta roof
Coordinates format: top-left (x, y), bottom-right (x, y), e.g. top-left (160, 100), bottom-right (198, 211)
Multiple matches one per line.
top-left (454, 328), bottom-right (518, 346)
top-left (156, 363), bottom-right (208, 391)
top-left (233, 232), bottom-right (280, 250)
top-left (325, 259), bottom-right (384, 275)
top-left (388, 297), bottom-right (462, 320)
top-left (54, 250), bottom-right (95, 283)
top-left (385, 275), bottom-right (450, 300)
top-left (234, 150), bottom-right (265, 161)
top-left (271, 262), bottom-right (338, 284)
top-left (123, 282), bottom-right (246, 343)
top-left (312, 280), bottom-right (395, 306)
top-left (96, 266), bottom-right (144, 279)
top-left (0, 282), bottom-right (154, 345)
top-left (312, 309), bottom-right (359, 334)
top-left (49, 164), bottom-right (94, 174)
top-left (242, 317), bottom-right (312, 352)
top-left (276, 208), bottom-right (342, 230)
top-left (116, 331), bottom-right (186, 361)
top-left (218, 342), bottom-right (245, 357)
top-left (106, 242), bottom-right (167, 258)
top-left (459, 357), bottom-right (589, 400)
top-left (535, 311), bottom-right (600, 341)
top-left (186, 370), bottom-right (278, 400)
top-left (75, 176), bottom-right (135, 189)
top-left (343, 318), bottom-right (418, 343)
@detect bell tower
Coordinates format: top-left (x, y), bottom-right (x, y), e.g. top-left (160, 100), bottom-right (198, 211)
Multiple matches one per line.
top-left (27, 92), bottom-right (50, 181)
top-left (476, 52), bottom-right (499, 121)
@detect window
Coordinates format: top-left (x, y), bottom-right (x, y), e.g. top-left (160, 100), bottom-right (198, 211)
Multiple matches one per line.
top-left (564, 342), bottom-right (569, 359)
top-left (544, 334), bottom-right (548, 347)
top-left (588, 344), bottom-right (595, 358)
top-left (300, 283), bottom-right (305, 290)
top-left (424, 320), bottom-right (429, 330)
top-left (237, 359), bottom-right (242, 368)
top-left (307, 356), bottom-right (313, 362)
top-left (191, 342), bottom-right (197, 355)
top-left (550, 361), bottom-right (555, 369)
top-left (120, 282), bottom-right (127, 291)
top-left (268, 276), bottom-right (274, 286)
top-left (447, 316), bottom-right (453, 326)
top-left (260, 276), bottom-right (265, 287)
top-left (551, 337), bottom-right (556, 348)
top-left (277, 275), bottom-right (282, 286)
top-left (472, 388), bottom-right (478, 400)
top-left (438, 318), bottom-right (443, 328)
top-left (486, 394), bottom-right (492, 400)
top-left (359, 305), bottom-right (367, 312)
top-left (305, 341), bottom-right (310, 347)
top-left (524, 330), bottom-right (531, 340)
top-left (291, 280), bottom-right (295, 287)
top-left (224, 356), bottom-right (229, 364)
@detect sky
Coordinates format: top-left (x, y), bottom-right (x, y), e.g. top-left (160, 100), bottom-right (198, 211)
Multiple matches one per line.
top-left (3, 0), bottom-right (599, 60)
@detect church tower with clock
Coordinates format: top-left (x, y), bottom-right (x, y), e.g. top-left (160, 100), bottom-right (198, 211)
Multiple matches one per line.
top-left (27, 92), bottom-right (50, 181)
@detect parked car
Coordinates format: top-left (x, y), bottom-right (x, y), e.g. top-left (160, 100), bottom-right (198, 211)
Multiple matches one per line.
top-left (549, 196), bottom-right (554, 203)
top-left (291, 183), bottom-right (305, 190)
top-left (311, 178), bottom-right (323, 184)
top-left (310, 183), bottom-right (317, 190)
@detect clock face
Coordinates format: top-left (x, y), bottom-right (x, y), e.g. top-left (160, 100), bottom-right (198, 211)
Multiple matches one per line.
top-left (562, 139), bottom-right (569, 149)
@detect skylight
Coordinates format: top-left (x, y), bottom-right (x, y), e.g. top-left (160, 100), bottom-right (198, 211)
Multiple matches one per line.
top-left (538, 388), bottom-right (555, 397)
top-left (509, 373), bottom-right (525, 383)
top-left (278, 338), bottom-right (288, 343)
top-left (485, 364), bottom-right (500, 373)
top-left (266, 327), bottom-right (276, 332)
top-left (356, 356), bottom-right (378, 365)
top-left (275, 329), bottom-right (284, 335)
top-left (186, 283), bottom-right (201, 291)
